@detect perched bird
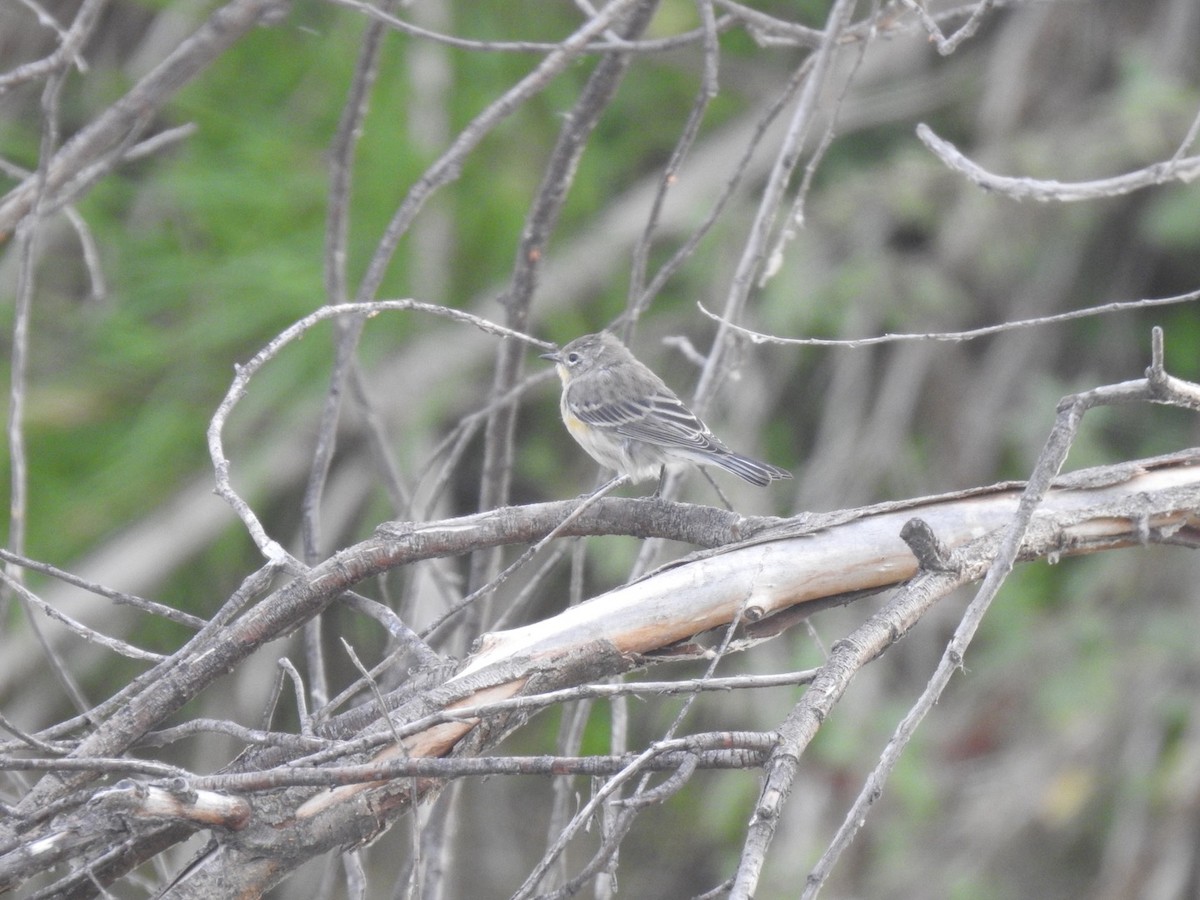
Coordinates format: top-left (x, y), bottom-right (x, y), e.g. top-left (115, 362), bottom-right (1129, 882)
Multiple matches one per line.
top-left (541, 332), bottom-right (791, 487)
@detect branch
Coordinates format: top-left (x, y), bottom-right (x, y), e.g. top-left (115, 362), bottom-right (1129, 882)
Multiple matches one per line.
top-left (917, 121), bottom-right (1200, 201)
top-left (206, 300), bottom-right (549, 561)
top-left (699, 287), bottom-right (1200, 347)
top-left (4, 447), bottom-right (1199, 895)
top-left (735, 331), bottom-right (1200, 897)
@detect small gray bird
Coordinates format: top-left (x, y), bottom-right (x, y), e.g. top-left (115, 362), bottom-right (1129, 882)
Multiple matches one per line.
top-left (542, 332), bottom-right (791, 486)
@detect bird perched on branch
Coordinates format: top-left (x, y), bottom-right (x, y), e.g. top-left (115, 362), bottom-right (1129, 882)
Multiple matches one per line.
top-left (542, 332), bottom-right (791, 489)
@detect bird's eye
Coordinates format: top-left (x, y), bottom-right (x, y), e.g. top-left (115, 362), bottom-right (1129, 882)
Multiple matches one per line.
top-left (565, 352), bottom-right (581, 365)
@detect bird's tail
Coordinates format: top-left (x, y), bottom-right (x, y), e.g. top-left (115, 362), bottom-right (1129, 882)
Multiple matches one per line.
top-left (710, 451), bottom-right (792, 487)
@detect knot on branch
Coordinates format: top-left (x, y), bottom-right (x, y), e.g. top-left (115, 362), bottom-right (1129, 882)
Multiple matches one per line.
top-left (899, 518), bottom-right (959, 574)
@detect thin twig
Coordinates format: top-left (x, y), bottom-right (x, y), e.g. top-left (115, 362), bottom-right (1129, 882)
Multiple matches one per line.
top-left (324, 0), bottom-right (734, 55)
top-left (729, 544), bottom-right (983, 898)
top-left (277, 670), bottom-right (820, 771)
top-left (0, 549), bottom-right (204, 628)
top-left (624, 0), bottom-right (720, 326)
top-left (340, 638), bottom-right (403, 746)
top-left (301, 0), bottom-right (404, 715)
top-left (761, 0), bottom-right (883, 287)
top-left (278, 658), bottom-right (312, 736)
top-left (627, 57), bottom-right (813, 327)
top-left (340, 591), bottom-right (440, 668)
top-left (699, 288), bottom-right (1200, 347)
top-left (138, 719), bottom-right (336, 752)
top-left (28, 564), bottom-right (281, 746)
top-left (420, 475), bottom-right (629, 640)
top-left (206, 300), bottom-right (547, 559)
top-left (917, 121), bottom-right (1200, 200)
top-left (0, 711), bottom-right (70, 754)
top-left (695, 0), bottom-right (859, 411)
top-left (1167, 102), bottom-right (1200, 166)
top-left (511, 735), bottom-right (756, 899)
top-left (353, 0), bottom-right (644, 306)
top-left (899, 0), bottom-right (995, 54)
top-left (0, 570), bottom-right (164, 663)
top-left (0, 0), bottom-right (104, 97)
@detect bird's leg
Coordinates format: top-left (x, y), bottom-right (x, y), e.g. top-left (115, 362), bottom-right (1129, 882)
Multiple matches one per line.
top-left (652, 465), bottom-right (668, 499)
top-left (701, 468), bottom-right (734, 511)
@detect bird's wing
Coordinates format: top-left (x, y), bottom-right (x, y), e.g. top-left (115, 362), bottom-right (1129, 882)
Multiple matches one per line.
top-left (571, 382), bottom-right (727, 453)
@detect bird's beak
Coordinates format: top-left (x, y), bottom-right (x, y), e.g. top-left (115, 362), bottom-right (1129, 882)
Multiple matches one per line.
top-left (539, 349), bottom-right (561, 363)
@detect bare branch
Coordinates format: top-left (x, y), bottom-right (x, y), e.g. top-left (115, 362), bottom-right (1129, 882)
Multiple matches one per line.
top-left (206, 300), bottom-right (548, 559)
top-left (0, 570), bottom-right (164, 663)
top-left (917, 121), bottom-right (1200, 201)
top-left (699, 288), bottom-right (1200, 347)
top-left (325, 0), bottom-right (736, 54)
top-left (899, 0), bottom-right (995, 54)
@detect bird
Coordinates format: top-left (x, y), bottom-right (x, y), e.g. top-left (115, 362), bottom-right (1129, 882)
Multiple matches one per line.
top-left (541, 331), bottom-right (791, 488)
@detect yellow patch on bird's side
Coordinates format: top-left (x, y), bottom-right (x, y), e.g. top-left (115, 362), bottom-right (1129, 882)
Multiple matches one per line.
top-left (564, 413), bottom-right (590, 441)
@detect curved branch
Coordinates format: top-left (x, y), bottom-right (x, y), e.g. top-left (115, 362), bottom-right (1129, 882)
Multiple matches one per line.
top-left (917, 122), bottom-right (1200, 202)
